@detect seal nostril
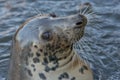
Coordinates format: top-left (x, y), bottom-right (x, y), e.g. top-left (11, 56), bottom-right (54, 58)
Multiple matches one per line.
top-left (76, 21), bottom-right (83, 25)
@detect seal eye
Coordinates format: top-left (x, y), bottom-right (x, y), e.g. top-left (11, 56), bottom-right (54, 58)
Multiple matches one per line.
top-left (41, 31), bottom-right (52, 41)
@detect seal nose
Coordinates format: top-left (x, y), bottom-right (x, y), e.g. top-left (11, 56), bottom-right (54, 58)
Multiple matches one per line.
top-left (76, 21), bottom-right (83, 25)
top-left (75, 14), bottom-right (87, 27)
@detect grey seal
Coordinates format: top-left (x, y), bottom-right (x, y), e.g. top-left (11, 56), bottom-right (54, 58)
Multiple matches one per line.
top-left (8, 13), bottom-right (93, 80)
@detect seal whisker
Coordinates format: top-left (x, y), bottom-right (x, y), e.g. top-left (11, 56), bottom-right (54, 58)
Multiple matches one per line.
top-left (87, 14), bottom-right (102, 29)
top-left (80, 40), bottom-right (89, 54)
top-left (74, 41), bottom-right (84, 54)
top-left (80, 39), bottom-right (94, 60)
top-left (79, 2), bottom-right (93, 15)
top-left (81, 6), bottom-right (90, 15)
top-left (80, 41), bottom-right (94, 64)
top-left (78, 41), bottom-right (88, 55)
top-left (94, 24), bottom-right (103, 30)
top-left (79, 43), bottom-right (85, 54)
top-left (88, 17), bottom-right (101, 23)
top-left (81, 38), bottom-right (93, 54)
top-left (86, 11), bottom-right (95, 16)
top-left (79, 8), bottom-right (82, 14)
top-left (82, 37), bottom-right (93, 46)
top-left (89, 23), bottom-right (102, 30)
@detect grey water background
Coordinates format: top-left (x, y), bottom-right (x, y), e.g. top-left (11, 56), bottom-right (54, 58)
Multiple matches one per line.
top-left (0, 0), bottom-right (120, 80)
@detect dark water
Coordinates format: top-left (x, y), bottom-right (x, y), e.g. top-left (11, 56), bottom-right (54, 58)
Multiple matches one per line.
top-left (0, 0), bottom-right (120, 80)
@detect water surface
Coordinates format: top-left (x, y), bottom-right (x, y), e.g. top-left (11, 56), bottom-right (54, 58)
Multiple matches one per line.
top-left (0, 0), bottom-right (120, 80)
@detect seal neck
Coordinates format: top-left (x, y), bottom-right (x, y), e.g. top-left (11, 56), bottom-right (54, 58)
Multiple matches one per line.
top-left (58, 49), bottom-right (75, 68)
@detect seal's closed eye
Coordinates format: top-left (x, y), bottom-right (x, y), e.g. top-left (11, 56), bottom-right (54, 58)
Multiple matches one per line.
top-left (41, 31), bottom-right (52, 41)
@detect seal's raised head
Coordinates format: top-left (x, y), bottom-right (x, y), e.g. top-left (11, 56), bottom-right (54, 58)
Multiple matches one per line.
top-left (9, 13), bottom-right (93, 80)
top-left (16, 14), bottom-right (87, 62)
top-left (17, 14), bottom-right (87, 48)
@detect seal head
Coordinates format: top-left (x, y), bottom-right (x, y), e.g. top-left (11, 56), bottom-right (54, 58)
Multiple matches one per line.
top-left (9, 13), bottom-right (93, 80)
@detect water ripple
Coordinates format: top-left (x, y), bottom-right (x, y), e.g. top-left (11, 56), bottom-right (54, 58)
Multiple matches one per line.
top-left (0, 0), bottom-right (120, 80)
